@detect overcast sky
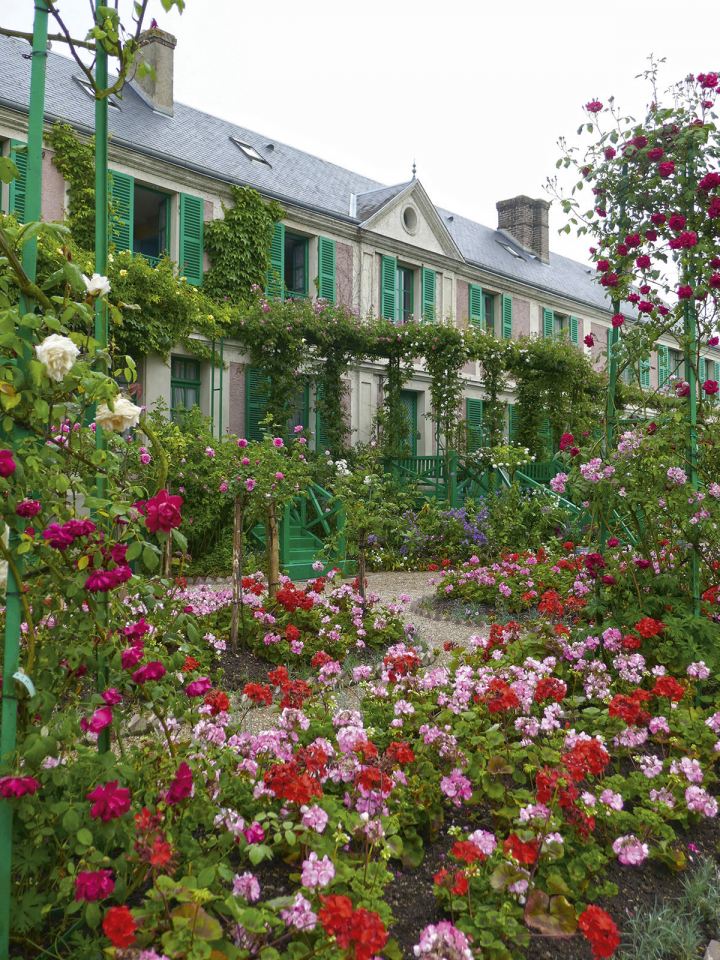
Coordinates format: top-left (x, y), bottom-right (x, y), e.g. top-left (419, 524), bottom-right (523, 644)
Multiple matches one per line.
top-left (3, 0), bottom-right (719, 267)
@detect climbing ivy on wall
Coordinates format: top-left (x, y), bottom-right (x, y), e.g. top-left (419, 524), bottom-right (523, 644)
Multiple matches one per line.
top-left (203, 185), bottom-right (283, 304)
top-left (47, 123), bottom-right (98, 249)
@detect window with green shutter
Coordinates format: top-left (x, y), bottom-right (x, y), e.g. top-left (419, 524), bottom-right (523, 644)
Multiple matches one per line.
top-left (640, 356), bottom-right (650, 388)
top-left (109, 170), bottom-right (134, 252)
top-left (266, 222), bottom-right (285, 297)
top-left (179, 193), bottom-right (204, 287)
top-left (381, 254), bottom-right (397, 320)
top-left (8, 140), bottom-right (27, 221)
top-left (315, 384), bottom-right (329, 452)
top-left (246, 366), bottom-right (270, 442)
top-left (396, 265), bottom-right (414, 323)
top-left (501, 294), bottom-right (513, 339)
top-left (133, 187), bottom-right (171, 265)
top-left (399, 390), bottom-right (418, 455)
top-left (542, 307), bottom-right (554, 338)
top-left (669, 348), bottom-right (683, 380)
top-left (539, 418), bottom-right (553, 456)
top-left (287, 383), bottom-right (309, 437)
top-left (421, 267), bottom-right (436, 322)
top-left (508, 403), bottom-right (520, 443)
top-left (658, 345), bottom-right (669, 385)
top-left (317, 236), bottom-right (335, 302)
top-left (569, 315), bottom-right (579, 345)
top-left (468, 284), bottom-right (483, 326)
top-left (283, 232), bottom-right (308, 298)
top-left (170, 357), bottom-right (201, 421)
top-left (466, 398), bottom-right (483, 452)
top-left (483, 294), bottom-right (494, 334)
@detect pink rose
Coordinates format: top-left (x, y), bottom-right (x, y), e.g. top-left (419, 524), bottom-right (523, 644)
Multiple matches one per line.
top-left (75, 869), bottom-right (114, 902)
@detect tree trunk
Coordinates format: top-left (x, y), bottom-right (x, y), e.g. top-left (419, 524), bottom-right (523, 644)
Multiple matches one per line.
top-left (267, 503), bottom-right (280, 599)
top-left (230, 496), bottom-right (244, 654)
top-left (164, 483), bottom-right (173, 579)
top-left (358, 528), bottom-right (366, 607)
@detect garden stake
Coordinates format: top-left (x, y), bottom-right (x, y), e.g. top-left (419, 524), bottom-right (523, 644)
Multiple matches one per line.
top-left (0, 5), bottom-right (48, 955)
top-left (94, 36), bottom-right (111, 754)
top-left (0, 0), bottom-right (48, 949)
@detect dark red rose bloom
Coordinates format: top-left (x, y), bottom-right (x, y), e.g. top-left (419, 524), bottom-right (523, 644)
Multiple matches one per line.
top-left (144, 490), bottom-right (183, 533)
top-left (165, 761), bottom-right (193, 805)
top-left (0, 450), bottom-right (16, 478)
top-left (611, 313), bottom-right (624, 327)
top-left (659, 161), bottom-right (675, 178)
top-left (87, 781), bottom-right (131, 823)
top-left (647, 147), bottom-right (664, 161)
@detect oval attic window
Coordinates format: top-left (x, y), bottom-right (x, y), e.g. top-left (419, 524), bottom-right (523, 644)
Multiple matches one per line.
top-left (402, 206), bottom-right (418, 234)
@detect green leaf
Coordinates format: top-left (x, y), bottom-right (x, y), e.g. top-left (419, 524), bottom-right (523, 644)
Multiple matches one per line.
top-left (142, 544), bottom-right (159, 571)
top-left (76, 828), bottom-right (93, 847)
top-left (0, 157), bottom-right (19, 184)
top-left (546, 872), bottom-right (572, 896)
top-left (62, 809), bottom-right (80, 833)
top-left (197, 866), bottom-right (215, 888)
top-left (85, 900), bottom-right (101, 930)
top-left (126, 541), bottom-right (142, 561)
top-left (524, 890), bottom-right (577, 937)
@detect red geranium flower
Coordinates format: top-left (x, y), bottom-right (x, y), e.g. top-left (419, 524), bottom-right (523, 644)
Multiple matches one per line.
top-left (635, 617), bottom-right (664, 638)
top-left (102, 905), bottom-right (136, 948)
top-left (578, 905), bottom-right (620, 958)
top-left (504, 832), bottom-right (539, 865)
top-left (534, 677), bottom-right (567, 704)
top-left (652, 676), bottom-right (685, 702)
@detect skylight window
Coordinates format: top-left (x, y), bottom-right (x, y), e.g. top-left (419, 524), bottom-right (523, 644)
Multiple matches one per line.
top-left (230, 137), bottom-right (272, 167)
top-left (73, 76), bottom-right (120, 109)
top-left (497, 240), bottom-right (525, 261)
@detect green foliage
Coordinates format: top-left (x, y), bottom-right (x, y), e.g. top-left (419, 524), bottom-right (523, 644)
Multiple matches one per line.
top-left (619, 899), bottom-right (703, 960)
top-left (203, 185), bottom-right (283, 304)
top-left (47, 124), bottom-right (98, 248)
top-left (482, 483), bottom-right (570, 555)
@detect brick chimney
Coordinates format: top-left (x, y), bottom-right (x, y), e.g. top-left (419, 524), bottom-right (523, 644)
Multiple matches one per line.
top-left (496, 196), bottom-right (550, 263)
top-left (128, 27), bottom-right (177, 117)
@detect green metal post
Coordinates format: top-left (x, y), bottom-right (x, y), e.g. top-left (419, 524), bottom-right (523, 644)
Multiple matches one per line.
top-left (210, 339), bottom-right (215, 434)
top-left (684, 148), bottom-right (701, 618)
top-left (219, 337), bottom-right (224, 437)
top-left (449, 450), bottom-right (458, 508)
top-left (94, 39), bottom-right (111, 754)
top-left (0, 6), bottom-right (49, 956)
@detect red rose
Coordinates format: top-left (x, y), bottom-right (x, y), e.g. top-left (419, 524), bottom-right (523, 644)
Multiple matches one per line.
top-left (144, 490), bottom-right (183, 533)
top-left (586, 100), bottom-right (603, 113)
top-left (75, 869), bottom-right (114, 902)
top-left (0, 450), bottom-right (17, 478)
top-left (647, 147), bottom-right (664, 161)
top-left (699, 171), bottom-right (720, 191)
top-left (596, 260), bottom-right (610, 272)
top-left (636, 255), bottom-right (651, 269)
top-left (678, 285), bottom-right (694, 300)
top-left (702, 380), bottom-right (719, 395)
top-left (165, 761), bottom-right (193, 805)
top-left (645, 228), bottom-right (658, 240)
top-left (584, 333), bottom-right (595, 347)
top-left (659, 161), bottom-right (675, 178)
top-left (87, 781), bottom-right (131, 823)
top-left (611, 314), bottom-right (624, 327)
top-left (102, 905), bottom-right (136, 948)
top-left (650, 212), bottom-right (667, 225)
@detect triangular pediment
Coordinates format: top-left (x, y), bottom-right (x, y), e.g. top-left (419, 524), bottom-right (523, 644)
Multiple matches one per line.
top-left (358, 180), bottom-right (464, 261)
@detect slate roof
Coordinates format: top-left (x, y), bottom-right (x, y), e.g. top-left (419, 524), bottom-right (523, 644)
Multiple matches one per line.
top-left (0, 34), bottom-right (614, 316)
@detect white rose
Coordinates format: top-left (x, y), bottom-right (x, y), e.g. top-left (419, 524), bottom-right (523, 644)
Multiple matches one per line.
top-left (95, 397), bottom-right (142, 433)
top-left (83, 273), bottom-right (111, 297)
top-left (35, 334), bottom-right (80, 382)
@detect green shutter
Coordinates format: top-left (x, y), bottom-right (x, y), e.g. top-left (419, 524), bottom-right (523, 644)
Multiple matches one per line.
top-left (658, 345), bottom-right (669, 385)
top-left (381, 255), bottom-right (397, 320)
top-left (421, 267), bottom-right (436, 322)
top-left (640, 357), bottom-right (650, 388)
top-left (246, 366), bottom-right (269, 442)
top-left (715, 360), bottom-right (720, 382)
top-left (179, 193), bottom-right (204, 286)
top-left (468, 284), bottom-right (483, 325)
top-left (466, 398), bottom-right (483, 453)
top-left (569, 315), bottom-right (579, 345)
top-left (318, 236), bottom-right (336, 303)
top-left (109, 170), bottom-right (134, 252)
top-left (699, 357), bottom-right (707, 384)
top-left (315, 384), bottom-right (329, 451)
top-left (539, 418), bottom-right (552, 455)
top-left (266, 222), bottom-right (285, 297)
top-left (542, 307), bottom-right (554, 338)
top-left (8, 140), bottom-right (28, 221)
top-left (501, 294), bottom-right (513, 339)
top-left (508, 404), bottom-right (520, 443)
